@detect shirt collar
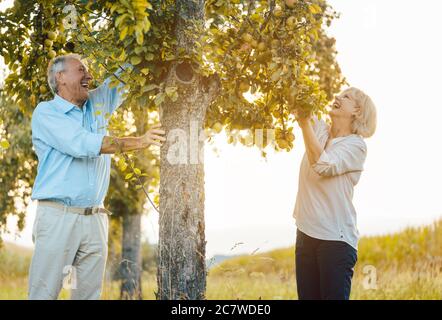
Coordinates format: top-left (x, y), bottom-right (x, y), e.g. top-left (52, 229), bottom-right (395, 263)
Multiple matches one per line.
top-left (53, 94), bottom-right (88, 114)
top-left (328, 134), bottom-right (358, 147)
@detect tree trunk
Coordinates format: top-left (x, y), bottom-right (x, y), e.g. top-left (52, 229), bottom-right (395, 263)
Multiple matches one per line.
top-left (104, 216), bottom-right (121, 294)
top-left (157, 0), bottom-right (219, 300)
top-left (157, 75), bottom-right (210, 299)
top-left (120, 212), bottom-right (143, 300)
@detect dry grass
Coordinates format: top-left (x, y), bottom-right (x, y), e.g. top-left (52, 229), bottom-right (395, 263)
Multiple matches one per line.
top-left (1, 220), bottom-right (441, 299)
top-left (207, 219), bottom-right (442, 300)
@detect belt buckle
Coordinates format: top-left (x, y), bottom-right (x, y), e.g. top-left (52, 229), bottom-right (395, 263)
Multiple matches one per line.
top-left (84, 207), bottom-right (93, 215)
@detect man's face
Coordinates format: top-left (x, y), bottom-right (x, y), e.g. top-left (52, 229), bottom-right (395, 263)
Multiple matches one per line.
top-left (57, 58), bottom-right (92, 104)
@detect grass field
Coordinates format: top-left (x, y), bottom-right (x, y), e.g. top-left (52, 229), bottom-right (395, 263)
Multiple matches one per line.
top-left (1, 220), bottom-right (442, 300)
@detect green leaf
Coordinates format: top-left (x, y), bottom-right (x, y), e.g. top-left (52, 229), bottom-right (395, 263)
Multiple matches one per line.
top-left (165, 86), bottom-right (177, 97)
top-left (125, 173), bottom-right (134, 180)
top-left (115, 13), bottom-right (129, 27)
top-left (134, 47), bottom-right (145, 54)
top-left (136, 31), bottom-right (144, 45)
top-left (134, 168), bottom-right (141, 175)
top-left (154, 93), bottom-right (165, 106)
top-left (0, 140), bottom-right (10, 149)
top-left (110, 3), bottom-right (118, 14)
top-left (170, 92), bottom-right (179, 102)
top-left (145, 53), bottom-right (154, 61)
top-left (270, 69), bottom-right (282, 82)
top-left (142, 84), bottom-right (159, 93)
top-left (115, 13), bottom-right (129, 28)
top-left (119, 26), bottom-right (128, 41)
top-left (114, 49), bottom-right (126, 62)
top-left (309, 4), bottom-right (322, 14)
top-left (130, 56), bottom-right (142, 65)
top-left (138, 77), bottom-right (146, 86)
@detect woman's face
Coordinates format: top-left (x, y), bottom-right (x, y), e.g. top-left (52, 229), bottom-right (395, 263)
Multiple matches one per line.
top-left (329, 90), bottom-right (360, 120)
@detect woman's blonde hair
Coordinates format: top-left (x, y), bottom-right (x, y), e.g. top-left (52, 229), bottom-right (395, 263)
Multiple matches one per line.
top-left (344, 87), bottom-right (377, 138)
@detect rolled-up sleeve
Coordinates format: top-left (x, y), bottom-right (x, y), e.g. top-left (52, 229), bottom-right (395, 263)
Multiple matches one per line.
top-left (312, 138), bottom-right (367, 177)
top-left (310, 115), bottom-right (329, 137)
top-left (89, 63), bottom-right (132, 115)
top-left (32, 106), bottom-right (105, 159)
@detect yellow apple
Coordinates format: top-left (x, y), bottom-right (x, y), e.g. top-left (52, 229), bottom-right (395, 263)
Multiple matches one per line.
top-left (212, 122), bottom-right (223, 134)
top-left (48, 49), bottom-right (57, 59)
top-left (239, 43), bottom-right (251, 53)
top-left (286, 132), bottom-right (295, 142)
top-left (47, 31), bottom-right (57, 40)
top-left (285, 0), bottom-right (297, 9)
top-left (44, 39), bottom-right (53, 47)
top-left (286, 16), bottom-right (296, 27)
top-left (271, 39), bottom-right (280, 48)
top-left (277, 139), bottom-right (289, 149)
top-left (274, 6), bottom-right (283, 17)
top-left (239, 81), bottom-right (250, 92)
top-left (242, 33), bottom-right (253, 43)
top-left (257, 42), bottom-right (266, 51)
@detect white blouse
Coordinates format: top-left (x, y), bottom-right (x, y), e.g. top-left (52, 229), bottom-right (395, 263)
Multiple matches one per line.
top-left (293, 116), bottom-right (367, 250)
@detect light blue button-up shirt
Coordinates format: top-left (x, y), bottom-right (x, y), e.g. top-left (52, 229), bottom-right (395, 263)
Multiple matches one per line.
top-left (31, 70), bottom-right (128, 208)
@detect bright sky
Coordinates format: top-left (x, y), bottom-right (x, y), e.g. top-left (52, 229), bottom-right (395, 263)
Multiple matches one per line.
top-left (3, 0), bottom-right (442, 258)
top-left (0, 0), bottom-right (10, 11)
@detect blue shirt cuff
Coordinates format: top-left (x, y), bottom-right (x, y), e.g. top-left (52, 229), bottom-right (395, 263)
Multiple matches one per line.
top-left (87, 133), bottom-right (106, 158)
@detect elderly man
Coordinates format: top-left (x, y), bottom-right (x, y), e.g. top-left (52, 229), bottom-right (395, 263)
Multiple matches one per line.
top-left (28, 54), bottom-right (166, 300)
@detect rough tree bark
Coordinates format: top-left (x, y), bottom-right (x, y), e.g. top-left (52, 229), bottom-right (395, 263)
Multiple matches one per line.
top-left (120, 211), bottom-right (143, 300)
top-left (157, 0), bottom-right (219, 300)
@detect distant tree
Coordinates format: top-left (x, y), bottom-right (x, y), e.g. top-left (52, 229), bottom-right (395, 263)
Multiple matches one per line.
top-left (0, 93), bottom-right (35, 238)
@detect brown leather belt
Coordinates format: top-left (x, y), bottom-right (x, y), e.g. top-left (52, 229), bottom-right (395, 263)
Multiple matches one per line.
top-left (38, 200), bottom-right (112, 216)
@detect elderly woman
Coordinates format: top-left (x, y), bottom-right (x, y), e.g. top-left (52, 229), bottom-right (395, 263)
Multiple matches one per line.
top-left (293, 87), bottom-right (377, 300)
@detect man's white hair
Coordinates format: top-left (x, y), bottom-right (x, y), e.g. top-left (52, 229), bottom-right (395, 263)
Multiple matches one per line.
top-left (47, 53), bottom-right (82, 94)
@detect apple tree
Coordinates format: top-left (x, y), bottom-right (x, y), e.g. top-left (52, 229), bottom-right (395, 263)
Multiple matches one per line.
top-left (0, 0), bottom-right (345, 299)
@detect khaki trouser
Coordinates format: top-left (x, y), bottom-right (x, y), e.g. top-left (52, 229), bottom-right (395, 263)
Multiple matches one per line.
top-left (28, 201), bottom-right (110, 300)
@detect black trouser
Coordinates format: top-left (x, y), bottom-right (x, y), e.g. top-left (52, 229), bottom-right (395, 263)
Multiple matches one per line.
top-left (295, 229), bottom-right (357, 300)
